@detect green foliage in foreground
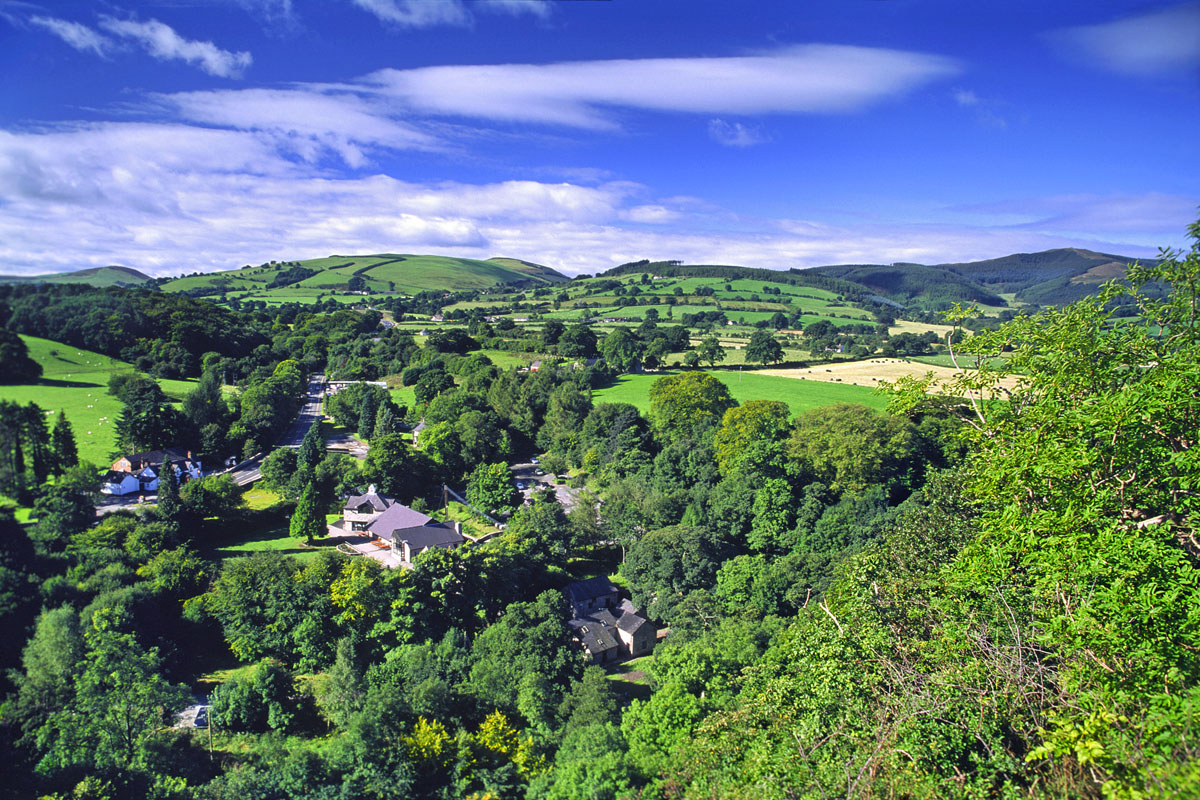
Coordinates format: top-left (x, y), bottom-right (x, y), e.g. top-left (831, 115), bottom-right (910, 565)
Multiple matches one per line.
top-left (652, 226), bottom-right (1200, 797)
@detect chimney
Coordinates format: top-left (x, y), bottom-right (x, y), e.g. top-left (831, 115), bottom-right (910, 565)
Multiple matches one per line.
top-left (368, 484), bottom-right (377, 494)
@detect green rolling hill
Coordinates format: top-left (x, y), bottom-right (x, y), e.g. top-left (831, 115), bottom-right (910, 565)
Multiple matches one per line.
top-left (162, 253), bottom-right (568, 299)
top-left (0, 265), bottom-right (153, 287)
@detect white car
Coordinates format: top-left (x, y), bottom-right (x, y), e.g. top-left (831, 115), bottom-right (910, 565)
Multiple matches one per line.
top-left (516, 481), bottom-right (527, 490)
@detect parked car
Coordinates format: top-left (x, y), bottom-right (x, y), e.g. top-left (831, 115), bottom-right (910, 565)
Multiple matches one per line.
top-left (530, 457), bottom-right (539, 464)
top-left (516, 481), bottom-right (527, 490)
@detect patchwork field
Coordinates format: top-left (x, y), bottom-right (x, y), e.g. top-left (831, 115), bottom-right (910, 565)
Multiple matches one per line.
top-left (0, 336), bottom-right (198, 466)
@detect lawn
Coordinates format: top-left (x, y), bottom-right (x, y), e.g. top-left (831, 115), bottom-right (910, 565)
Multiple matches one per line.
top-left (199, 485), bottom-right (336, 563)
top-left (0, 335), bottom-right (199, 466)
top-left (592, 369), bottom-right (888, 416)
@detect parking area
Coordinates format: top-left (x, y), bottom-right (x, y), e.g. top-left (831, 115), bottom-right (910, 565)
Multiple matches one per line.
top-left (510, 459), bottom-right (579, 511)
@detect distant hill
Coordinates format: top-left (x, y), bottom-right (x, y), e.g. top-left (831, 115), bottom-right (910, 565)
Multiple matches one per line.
top-left (162, 253), bottom-right (568, 298)
top-left (0, 265), bottom-right (153, 288)
top-left (807, 247), bottom-right (1147, 308)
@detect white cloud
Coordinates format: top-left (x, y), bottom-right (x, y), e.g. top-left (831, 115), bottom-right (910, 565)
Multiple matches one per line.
top-left (0, 118), bottom-right (1179, 278)
top-left (29, 15), bottom-right (110, 55)
top-left (349, 0), bottom-right (470, 27)
top-left (162, 88), bottom-right (440, 166)
top-left (1054, 3), bottom-right (1200, 76)
top-left (362, 44), bottom-right (960, 128)
top-left (952, 88), bottom-right (978, 106)
top-left (707, 118), bottom-right (769, 147)
top-left (624, 205), bottom-right (683, 224)
top-left (349, 0), bottom-right (549, 28)
top-left (98, 16), bottom-right (252, 78)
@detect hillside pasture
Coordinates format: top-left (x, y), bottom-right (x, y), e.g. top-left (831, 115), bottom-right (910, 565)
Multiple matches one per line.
top-left (0, 336), bottom-right (198, 466)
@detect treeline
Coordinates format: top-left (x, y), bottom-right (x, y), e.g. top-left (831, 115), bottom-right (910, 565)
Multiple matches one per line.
top-left (599, 261), bottom-right (865, 298)
top-left (0, 285), bottom-right (271, 379)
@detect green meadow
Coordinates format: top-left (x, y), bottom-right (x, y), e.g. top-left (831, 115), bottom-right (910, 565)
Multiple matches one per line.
top-left (591, 369), bottom-right (888, 417)
top-left (0, 336), bottom-right (198, 467)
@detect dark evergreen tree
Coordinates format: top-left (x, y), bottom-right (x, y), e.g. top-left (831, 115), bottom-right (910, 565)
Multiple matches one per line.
top-left (356, 389), bottom-right (380, 441)
top-left (298, 420), bottom-right (325, 471)
top-left (155, 460), bottom-right (182, 524)
top-left (50, 411), bottom-right (78, 476)
top-left (289, 482), bottom-right (324, 544)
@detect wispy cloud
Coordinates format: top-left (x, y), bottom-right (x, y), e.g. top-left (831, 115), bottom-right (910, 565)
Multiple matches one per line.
top-left (952, 88), bottom-right (1007, 128)
top-left (349, 0), bottom-right (549, 28)
top-left (362, 45), bottom-right (960, 128)
top-left (1053, 2), bottom-right (1200, 77)
top-left (954, 193), bottom-right (1198, 236)
top-left (28, 15), bottom-right (110, 56)
top-left (162, 88), bottom-right (440, 166)
top-left (707, 118), bottom-right (769, 147)
top-left (98, 16), bottom-right (253, 78)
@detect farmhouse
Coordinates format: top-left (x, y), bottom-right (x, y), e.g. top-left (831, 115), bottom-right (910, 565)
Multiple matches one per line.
top-left (333, 487), bottom-right (466, 567)
top-left (564, 577), bottom-right (657, 664)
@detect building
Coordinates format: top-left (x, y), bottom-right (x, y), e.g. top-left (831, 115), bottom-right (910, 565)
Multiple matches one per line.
top-left (564, 577), bottom-right (657, 664)
top-left (101, 448), bottom-right (203, 496)
top-left (337, 488), bottom-right (466, 567)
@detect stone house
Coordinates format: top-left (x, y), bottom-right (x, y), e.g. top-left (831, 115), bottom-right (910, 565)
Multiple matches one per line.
top-left (564, 577), bottom-right (657, 664)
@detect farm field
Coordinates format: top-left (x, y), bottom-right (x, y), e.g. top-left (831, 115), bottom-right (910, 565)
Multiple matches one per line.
top-left (887, 319), bottom-right (956, 337)
top-left (592, 369), bottom-right (888, 417)
top-left (757, 357), bottom-right (1022, 393)
top-left (0, 336), bottom-right (199, 466)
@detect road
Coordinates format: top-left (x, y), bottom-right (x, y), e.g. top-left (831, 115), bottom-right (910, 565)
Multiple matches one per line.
top-left (96, 375), bottom-right (326, 512)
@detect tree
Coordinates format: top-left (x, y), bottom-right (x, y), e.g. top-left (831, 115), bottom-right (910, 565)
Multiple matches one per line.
top-left (787, 404), bottom-right (916, 495)
top-left (30, 463), bottom-right (98, 552)
top-left (600, 328), bottom-right (643, 374)
top-left (289, 482), bottom-right (325, 544)
top-left (35, 609), bottom-right (188, 778)
top-left (621, 525), bottom-right (733, 623)
top-left (648, 372), bottom-right (737, 443)
top-left (414, 369), bottom-right (455, 404)
top-left (154, 458), bottom-right (182, 523)
top-left (711, 400), bottom-right (791, 474)
top-left (744, 330), bottom-right (784, 365)
top-left (558, 324), bottom-right (598, 359)
top-left (0, 329), bottom-right (41, 384)
top-left (361, 431), bottom-right (410, 497)
top-left (467, 462), bottom-right (520, 517)
top-left (697, 335), bottom-right (725, 367)
top-left (298, 420), bottom-right (326, 470)
top-left (180, 473), bottom-right (244, 518)
top-left (113, 381), bottom-right (181, 455)
top-left (49, 412), bottom-right (78, 477)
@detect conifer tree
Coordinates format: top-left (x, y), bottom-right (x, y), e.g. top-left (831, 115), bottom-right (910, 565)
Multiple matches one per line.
top-left (155, 461), bottom-right (182, 524)
top-left (50, 411), bottom-right (78, 476)
top-left (298, 421), bottom-right (325, 471)
top-left (289, 482), bottom-right (324, 544)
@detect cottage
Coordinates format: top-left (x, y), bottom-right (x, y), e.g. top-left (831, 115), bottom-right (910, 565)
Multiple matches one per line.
top-left (107, 448), bottom-right (203, 494)
top-left (337, 488), bottom-right (466, 567)
top-left (563, 578), bottom-right (657, 663)
top-left (100, 470), bottom-right (141, 496)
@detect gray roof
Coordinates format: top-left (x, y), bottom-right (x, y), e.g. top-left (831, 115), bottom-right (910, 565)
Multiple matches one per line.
top-left (343, 492), bottom-right (391, 513)
top-left (384, 522), bottom-right (465, 550)
top-left (616, 600), bottom-right (651, 634)
top-left (565, 577), bottom-right (619, 605)
top-left (365, 502), bottom-right (433, 537)
top-left (568, 617), bottom-right (620, 656)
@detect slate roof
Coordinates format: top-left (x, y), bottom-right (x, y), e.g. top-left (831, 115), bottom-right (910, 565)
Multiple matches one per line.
top-left (568, 617), bottom-right (620, 656)
top-left (565, 577), bottom-right (619, 606)
top-left (102, 470), bottom-right (135, 484)
top-left (125, 448), bottom-right (190, 466)
top-left (616, 599), bottom-right (651, 634)
top-left (384, 522), bottom-right (465, 550)
top-left (366, 503), bottom-right (434, 537)
top-left (343, 492), bottom-right (391, 513)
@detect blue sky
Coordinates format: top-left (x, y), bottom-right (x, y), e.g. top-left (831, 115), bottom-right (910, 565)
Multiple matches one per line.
top-left (1, 0), bottom-right (1197, 276)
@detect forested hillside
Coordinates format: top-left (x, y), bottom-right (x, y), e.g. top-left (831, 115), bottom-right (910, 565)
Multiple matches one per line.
top-left (0, 222), bottom-right (1195, 800)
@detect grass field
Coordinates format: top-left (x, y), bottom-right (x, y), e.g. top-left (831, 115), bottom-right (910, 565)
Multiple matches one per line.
top-left (591, 369), bottom-right (888, 416)
top-left (0, 336), bottom-right (199, 466)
